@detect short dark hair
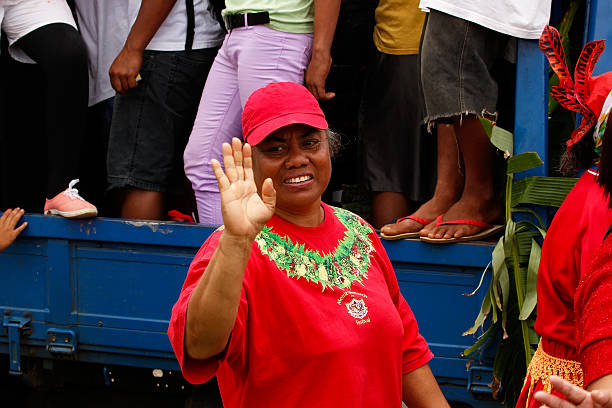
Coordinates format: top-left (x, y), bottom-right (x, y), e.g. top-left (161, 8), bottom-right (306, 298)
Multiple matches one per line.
top-left (326, 129), bottom-right (341, 158)
top-left (559, 129), bottom-right (597, 176)
top-left (598, 122), bottom-right (612, 207)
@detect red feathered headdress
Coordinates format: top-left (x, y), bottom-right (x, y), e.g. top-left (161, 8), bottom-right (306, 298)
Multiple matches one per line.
top-left (539, 25), bottom-right (612, 150)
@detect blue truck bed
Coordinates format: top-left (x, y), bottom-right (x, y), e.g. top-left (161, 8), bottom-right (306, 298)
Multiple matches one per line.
top-left (0, 213), bottom-right (499, 406)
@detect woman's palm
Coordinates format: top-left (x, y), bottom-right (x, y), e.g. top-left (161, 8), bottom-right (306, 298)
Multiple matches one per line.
top-left (211, 139), bottom-right (275, 238)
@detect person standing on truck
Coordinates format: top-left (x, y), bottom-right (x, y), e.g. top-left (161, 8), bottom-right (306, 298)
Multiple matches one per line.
top-left (360, 0), bottom-right (434, 232)
top-left (0, 208), bottom-right (26, 252)
top-left (0, 0), bottom-right (98, 219)
top-left (168, 82), bottom-right (450, 407)
top-left (72, 0), bottom-right (133, 211)
top-left (380, 0), bottom-right (552, 243)
top-left (182, 0), bottom-right (340, 226)
top-left (107, 0), bottom-right (224, 220)
top-left (513, 26), bottom-right (612, 408)
top-left (531, 147), bottom-right (612, 408)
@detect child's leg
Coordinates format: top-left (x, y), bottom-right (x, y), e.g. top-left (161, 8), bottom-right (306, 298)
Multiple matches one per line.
top-left (372, 192), bottom-right (411, 229)
top-left (121, 189), bottom-right (164, 220)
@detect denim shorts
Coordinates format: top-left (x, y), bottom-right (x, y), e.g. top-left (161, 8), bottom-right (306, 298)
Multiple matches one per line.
top-left (107, 48), bottom-right (218, 193)
top-left (420, 10), bottom-right (510, 124)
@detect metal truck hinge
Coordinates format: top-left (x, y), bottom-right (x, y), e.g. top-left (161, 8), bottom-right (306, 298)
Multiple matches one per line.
top-left (3, 314), bottom-right (32, 375)
top-left (467, 366), bottom-right (494, 397)
top-left (46, 328), bottom-right (76, 355)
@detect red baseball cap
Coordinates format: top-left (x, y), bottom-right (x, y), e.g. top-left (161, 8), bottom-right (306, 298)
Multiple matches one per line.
top-left (242, 82), bottom-right (328, 146)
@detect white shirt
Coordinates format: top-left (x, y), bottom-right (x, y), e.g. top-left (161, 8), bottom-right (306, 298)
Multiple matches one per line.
top-left (419, 0), bottom-right (551, 39)
top-left (128, 0), bottom-right (224, 51)
top-left (75, 0), bottom-right (131, 106)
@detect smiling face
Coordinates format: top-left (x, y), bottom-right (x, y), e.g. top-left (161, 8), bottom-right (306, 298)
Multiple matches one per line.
top-left (251, 124), bottom-right (331, 220)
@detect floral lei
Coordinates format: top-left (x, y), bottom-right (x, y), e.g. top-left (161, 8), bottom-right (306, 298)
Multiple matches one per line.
top-left (254, 207), bottom-right (375, 291)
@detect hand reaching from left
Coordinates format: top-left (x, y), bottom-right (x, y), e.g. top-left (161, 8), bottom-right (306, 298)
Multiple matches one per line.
top-left (0, 208), bottom-right (27, 252)
top-left (211, 138), bottom-right (276, 240)
top-left (535, 376), bottom-right (612, 408)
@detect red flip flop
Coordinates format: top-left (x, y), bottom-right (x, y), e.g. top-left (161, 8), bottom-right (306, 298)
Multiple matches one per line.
top-left (420, 214), bottom-right (503, 244)
top-left (380, 215), bottom-right (433, 240)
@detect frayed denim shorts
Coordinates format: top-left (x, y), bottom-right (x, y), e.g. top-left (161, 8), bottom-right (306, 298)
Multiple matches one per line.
top-left (107, 48), bottom-right (218, 193)
top-left (420, 10), bottom-right (511, 125)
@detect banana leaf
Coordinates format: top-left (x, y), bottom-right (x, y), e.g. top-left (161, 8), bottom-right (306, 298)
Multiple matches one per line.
top-left (464, 117), bottom-right (576, 406)
top-left (511, 207), bottom-right (545, 229)
top-left (467, 261), bottom-right (491, 297)
top-left (519, 239), bottom-right (541, 320)
top-left (464, 290), bottom-right (492, 335)
top-left (511, 176), bottom-right (578, 207)
top-left (506, 152), bottom-right (543, 175)
top-left (516, 229), bottom-right (541, 263)
top-left (529, 324), bottom-right (540, 346)
top-left (479, 117), bottom-right (514, 155)
top-left (462, 324), bottom-right (496, 357)
top-left (499, 261), bottom-right (510, 338)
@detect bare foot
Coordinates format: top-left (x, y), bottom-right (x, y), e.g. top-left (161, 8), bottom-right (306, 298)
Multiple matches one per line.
top-left (421, 195), bottom-right (503, 240)
top-left (381, 192), bottom-right (458, 237)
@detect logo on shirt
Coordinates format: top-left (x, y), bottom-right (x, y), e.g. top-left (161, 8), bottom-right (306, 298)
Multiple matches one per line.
top-left (345, 298), bottom-right (368, 319)
top-left (338, 291), bottom-right (370, 325)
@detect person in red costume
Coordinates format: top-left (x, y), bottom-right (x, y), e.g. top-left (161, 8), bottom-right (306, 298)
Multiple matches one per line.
top-left (531, 73), bottom-right (612, 408)
top-left (167, 82), bottom-right (450, 407)
top-left (515, 26), bottom-right (612, 408)
top-left (534, 229), bottom-right (612, 408)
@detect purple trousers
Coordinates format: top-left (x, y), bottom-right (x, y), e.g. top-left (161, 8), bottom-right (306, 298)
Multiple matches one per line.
top-left (184, 25), bottom-right (313, 225)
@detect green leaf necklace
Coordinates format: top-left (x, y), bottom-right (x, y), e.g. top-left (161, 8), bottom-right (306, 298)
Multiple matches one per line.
top-left (254, 207), bottom-right (375, 291)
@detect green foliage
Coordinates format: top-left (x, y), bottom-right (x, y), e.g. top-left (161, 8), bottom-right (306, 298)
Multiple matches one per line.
top-left (463, 120), bottom-right (578, 407)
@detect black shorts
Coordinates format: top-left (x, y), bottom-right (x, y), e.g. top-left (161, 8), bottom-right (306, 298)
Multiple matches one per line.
top-left (107, 48), bottom-right (218, 193)
top-left (359, 50), bottom-right (435, 201)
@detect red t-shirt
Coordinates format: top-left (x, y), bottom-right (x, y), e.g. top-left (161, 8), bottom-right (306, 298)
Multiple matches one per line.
top-left (534, 169), bottom-right (612, 358)
top-left (168, 203), bottom-right (433, 407)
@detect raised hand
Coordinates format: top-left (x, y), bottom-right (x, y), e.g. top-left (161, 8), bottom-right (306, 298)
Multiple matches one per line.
top-left (535, 376), bottom-right (612, 408)
top-left (211, 138), bottom-right (276, 239)
top-left (0, 208), bottom-right (27, 252)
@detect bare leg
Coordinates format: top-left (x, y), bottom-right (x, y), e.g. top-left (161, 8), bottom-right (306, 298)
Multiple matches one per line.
top-left (371, 192), bottom-right (411, 229)
top-left (381, 124), bottom-right (463, 237)
top-left (121, 189), bottom-right (164, 220)
top-left (424, 115), bottom-right (502, 239)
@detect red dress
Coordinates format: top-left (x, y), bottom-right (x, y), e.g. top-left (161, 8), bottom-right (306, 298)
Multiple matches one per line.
top-left (168, 203), bottom-right (433, 408)
top-left (575, 230), bottom-right (612, 386)
top-left (516, 169), bottom-right (612, 407)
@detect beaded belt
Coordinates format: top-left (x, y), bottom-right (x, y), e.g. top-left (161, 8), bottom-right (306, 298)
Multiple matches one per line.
top-left (524, 341), bottom-right (583, 407)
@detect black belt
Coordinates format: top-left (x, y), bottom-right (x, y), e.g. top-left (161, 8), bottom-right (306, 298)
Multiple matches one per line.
top-left (224, 12), bottom-right (270, 31)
